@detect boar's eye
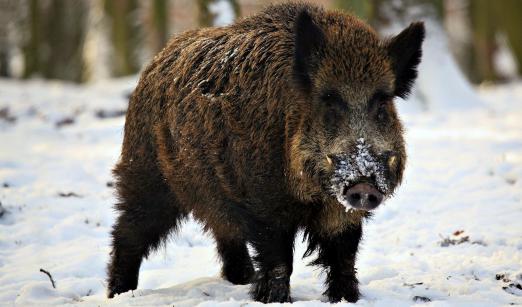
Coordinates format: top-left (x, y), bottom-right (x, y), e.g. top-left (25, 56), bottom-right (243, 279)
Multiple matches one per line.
top-left (320, 89), bottom-right (347, 112)
top-left (321, 89), bottom-right (346, 134)
top-left (376, 103), bottom-right (389, 122)
top-left (370, 90), bottom-right (392, 105)
top-left (369, 90), bottom-right (393, 122)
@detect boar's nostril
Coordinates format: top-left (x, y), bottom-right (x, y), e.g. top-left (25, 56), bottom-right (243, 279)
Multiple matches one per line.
top-left (350, 193), bottom-right (361, 201)
top-left (367, 191), bottom-right (383, 209)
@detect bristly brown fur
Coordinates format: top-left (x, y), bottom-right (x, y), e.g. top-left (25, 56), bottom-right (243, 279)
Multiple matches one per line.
top-left (107, 2), bottom-right (424, 303)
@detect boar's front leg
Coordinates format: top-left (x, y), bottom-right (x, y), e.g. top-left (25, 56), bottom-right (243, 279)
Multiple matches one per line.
top-left (249, 225), bottom-right (297, 303)
top-left (308, 223), bottom-right (362, 303)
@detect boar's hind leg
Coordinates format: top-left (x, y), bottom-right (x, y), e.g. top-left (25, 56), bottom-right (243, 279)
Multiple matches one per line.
top-left (249, 226), bottom-right (297, 303)
top-left (216, 237), bottom-right (254, 285)
top-left (306, 223), bottom-right (362, 303)
top-left (107, 165), bottom-right (186, 298)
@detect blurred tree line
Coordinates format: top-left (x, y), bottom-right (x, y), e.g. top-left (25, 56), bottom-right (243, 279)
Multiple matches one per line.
top-left (0, 0), bottom-right (239, 82)
top-left (336, 0), bottom-right (522, 83)
top-left (0, 0), bottom-right (520, 84)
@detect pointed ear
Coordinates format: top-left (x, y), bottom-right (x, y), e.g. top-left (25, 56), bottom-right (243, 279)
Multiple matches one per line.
top-left (386, 22), bottom-right (425, 99)
top-left (293, 9), bottom-right (325, 89)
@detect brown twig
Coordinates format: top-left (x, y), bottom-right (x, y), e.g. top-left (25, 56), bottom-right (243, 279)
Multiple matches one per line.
top-left (39, 268), bottom-right (56, 289)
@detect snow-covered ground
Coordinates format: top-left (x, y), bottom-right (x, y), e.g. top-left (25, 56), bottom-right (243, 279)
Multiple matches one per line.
top-left (1, 74), bottom-right (521, 306)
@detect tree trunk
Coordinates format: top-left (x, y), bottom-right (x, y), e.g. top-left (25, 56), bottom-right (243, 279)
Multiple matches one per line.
top-left (0, 0), bottom-right (16, 77)
top-left (493, 0), bottom-right (522, 75)
top-left (22, 0), bottom-right (87, 82)
top-left (43, 0), bottom-right (88, 82)
top-left (23, 0), bottom-right (41, 79)
top-left (104, 0), bottom-right (141, 76)
top-left (469, 0), bottom-right (497, 82)
top-left (151, 0), bottom-right (169, 53)
top-left (197, 0), bottom-right (213, 27)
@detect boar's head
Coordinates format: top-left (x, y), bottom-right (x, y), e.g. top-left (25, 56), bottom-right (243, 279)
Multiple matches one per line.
top-left (288, 9), bottom-right (424, 211)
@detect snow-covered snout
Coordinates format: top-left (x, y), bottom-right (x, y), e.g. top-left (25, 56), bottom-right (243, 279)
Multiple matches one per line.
top-left (328, 138), bottom-right (400, 211)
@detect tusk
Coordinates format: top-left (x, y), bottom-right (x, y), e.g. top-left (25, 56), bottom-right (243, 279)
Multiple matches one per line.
top-left (388, 155), bottom-right (397, 169)
top-left (326, 155), bottom-right (332, 165)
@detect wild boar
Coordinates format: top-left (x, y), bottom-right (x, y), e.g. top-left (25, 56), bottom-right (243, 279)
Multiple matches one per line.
top-left (107, 2), bottom-right (424, 303)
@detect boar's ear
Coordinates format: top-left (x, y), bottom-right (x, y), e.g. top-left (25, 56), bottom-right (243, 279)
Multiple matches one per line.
top-left (386, 22), bottom-right (425, 99)
top-left (293, 9), bottom-right (325, 89)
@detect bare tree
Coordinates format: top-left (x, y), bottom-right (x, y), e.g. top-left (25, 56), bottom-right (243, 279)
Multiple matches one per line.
top-left (104, 0), bottom-right (142, 77)
top-left (22, 0), bottom-right (88, 82)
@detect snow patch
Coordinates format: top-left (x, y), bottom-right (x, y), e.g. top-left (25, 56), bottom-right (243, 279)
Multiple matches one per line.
top-left (220, 47), bottom-right (238, 66)
top-left (209, 0), bottom-right (235, 27)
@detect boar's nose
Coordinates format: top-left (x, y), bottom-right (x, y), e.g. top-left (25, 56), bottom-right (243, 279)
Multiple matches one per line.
top-left (344, 183), bottom-right (383, 210)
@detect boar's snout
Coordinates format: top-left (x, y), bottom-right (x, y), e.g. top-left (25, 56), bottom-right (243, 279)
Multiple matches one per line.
top-left (343, 183), bottom-right (383, 210)
top-left (327, 138), bottom-right (397, 211)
